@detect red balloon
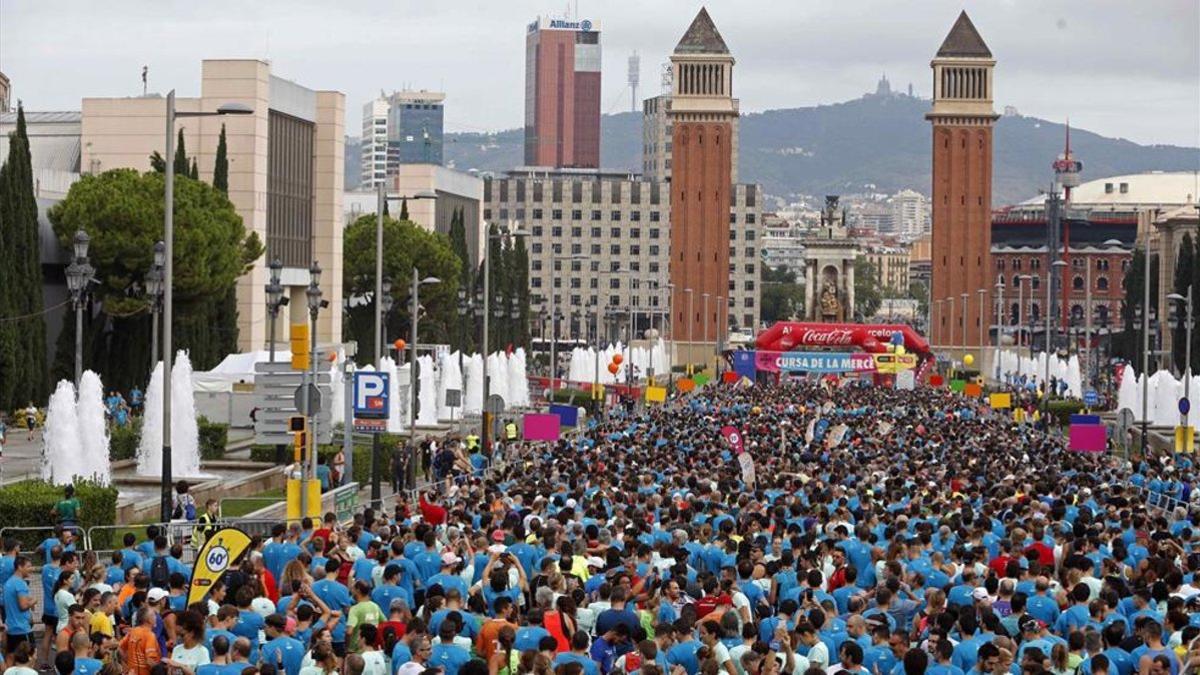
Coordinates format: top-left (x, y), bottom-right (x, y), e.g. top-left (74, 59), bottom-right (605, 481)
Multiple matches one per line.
top-left (608, 363), bottom-right (620, 374)
top-left (612, 354), bottom-right (624, 365)
top-left (393, 339), bottom-right (406, 351)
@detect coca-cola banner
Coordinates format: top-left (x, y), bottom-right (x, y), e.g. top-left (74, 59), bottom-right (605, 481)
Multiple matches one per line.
top-left (754, 351), bottom-right (877, 374)
top-left (720, 425), bottom-right (745, 454)
top-left (755, 322), bottom-right (930, 355)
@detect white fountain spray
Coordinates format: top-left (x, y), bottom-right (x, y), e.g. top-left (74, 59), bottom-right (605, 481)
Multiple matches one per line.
top-left (42, 381), bottom-right (82, 485)
top-left (76, 371), bottom-right (112, 484)
top-left (137, 351), bottom-right (202, 478)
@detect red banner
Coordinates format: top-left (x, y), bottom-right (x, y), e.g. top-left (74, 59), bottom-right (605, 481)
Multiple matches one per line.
top-left (720, 425), bottom-right (745, 454)
top-left (755, 322), bottom-right (931, 356)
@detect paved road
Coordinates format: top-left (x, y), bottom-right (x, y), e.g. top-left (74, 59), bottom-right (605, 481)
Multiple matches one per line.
top-left (1, 428), bottom-right (46, 484)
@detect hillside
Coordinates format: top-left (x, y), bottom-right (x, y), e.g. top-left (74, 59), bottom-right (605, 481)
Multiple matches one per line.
top-left (354, 93), bottom-right (1199, 206)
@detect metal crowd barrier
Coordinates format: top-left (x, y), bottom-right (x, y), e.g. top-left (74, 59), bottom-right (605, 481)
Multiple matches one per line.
top-left (1124, 481), bottom-right (1196, 515)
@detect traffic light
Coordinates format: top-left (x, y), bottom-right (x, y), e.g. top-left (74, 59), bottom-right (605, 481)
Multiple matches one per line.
top-left (290, 323), bottom-right (309, 370)
top-left (291, 416), bottom-right (308, 462)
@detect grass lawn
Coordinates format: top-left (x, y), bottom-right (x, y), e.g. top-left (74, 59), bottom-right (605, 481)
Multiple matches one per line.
top-left (218, 488), bottom-right (287, 518)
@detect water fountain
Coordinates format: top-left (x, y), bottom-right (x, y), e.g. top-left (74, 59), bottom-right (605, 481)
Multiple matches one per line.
top-left (464, 354), bottom-right (483, 415)
top-left (137, 351), bottom-right (202, 478)
top-left (42, 381), bottom-right (89, 485)
top-left (508, 348), bottom-right (531, 407)
top-left (437, 352), bottom-right (463, 421)
top-left (379, 357), bottom-right (402, 433)
top-left (417, 355), bottom-right (438, 426)
top-left (76, 371), bottom-right (112, 484)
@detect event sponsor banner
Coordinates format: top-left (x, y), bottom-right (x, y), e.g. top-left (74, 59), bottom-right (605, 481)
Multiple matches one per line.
top-left (754, 351), bottom-right (876, 374)
top-left (732, 351), bottom-right (757, 380)
top-left (1068, 424), bottom-right (1106, 452)
top-left (963, 383), bottom-right (983, 397)
top-left (645, 386), bottom-right (667, 403)
top-left (720, 425), bottom-right (745, 454)
top-left (872, 353), bottom-right (918, 374)
top-left (989, 393), bottom-right (1012, 409)
top-left (549, 404), bottom-right (579, 427)
top-left (522, 413), bottom-right (561, 441)
top-left (738, 453), bottom-right (756, 487)
top-left (188, 528), bottom-right (252, 606)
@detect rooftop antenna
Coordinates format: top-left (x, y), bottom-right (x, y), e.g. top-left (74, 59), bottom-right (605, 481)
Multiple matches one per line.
top-left (628, 52), bottom-right (640, 112)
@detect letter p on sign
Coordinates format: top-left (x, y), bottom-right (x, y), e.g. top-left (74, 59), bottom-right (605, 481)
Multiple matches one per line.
top-left (353, 371), bottom-right (389, 418)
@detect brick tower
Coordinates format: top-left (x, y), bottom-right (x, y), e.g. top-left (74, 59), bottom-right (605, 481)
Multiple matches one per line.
top-left (927, 11), bottom-right (997, 350)
top-left (668, 7), bottom-right (738, 365)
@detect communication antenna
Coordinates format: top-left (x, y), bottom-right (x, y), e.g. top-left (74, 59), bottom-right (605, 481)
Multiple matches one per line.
top-left (660, 62), bottom-right (672, 95)
top-left (628, 52), bottom-right (640, 112)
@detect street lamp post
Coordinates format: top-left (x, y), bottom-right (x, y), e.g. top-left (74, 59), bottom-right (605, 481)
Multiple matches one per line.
top-left (1169, 286), bottom-right (1193, 434)
top-left (65, 230), bottom-right (94, 388)
top-left (160, 90), bottom-right (253, 524)
top-left (456, 289), bottom-right (470, 433)
top-left (994, 278), bottom-right (1005, 381)
top-left (934, 299), bottom-right (943, 350)
top-left (549, 253), bottom-right (585, 390)
top-left (717, 296), bottom-right (726, 376)
top-left (685, 289), bottom-right (695, 375)
top-left (702, 293), bottom-right (711, 373)
top-left (302, 261), bottom-right (325, 520)
top-left (265, 257), bottom-right (287, 363)
top-left (1045, 261), bottom-right (1068, 400)
top-left (961, 292), bottom-right (969, 356)
top-left (146, 241), bottom-right (165, 375)
top-left (977, 288), bottom-right (986, 374)
top-left (407, 269), bottom-right (440, 491)
top-left (946, 296), bottom-right (955, 362)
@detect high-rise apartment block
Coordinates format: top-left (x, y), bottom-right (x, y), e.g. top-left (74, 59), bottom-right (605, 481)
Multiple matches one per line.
top-left (524, 16), bottom-right (601, 168)
top-left (361, 89), bottom-right (445, 189)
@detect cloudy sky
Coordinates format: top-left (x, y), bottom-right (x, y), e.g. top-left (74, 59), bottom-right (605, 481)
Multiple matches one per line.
top-left (2, 0), bottom-right (1197, 147)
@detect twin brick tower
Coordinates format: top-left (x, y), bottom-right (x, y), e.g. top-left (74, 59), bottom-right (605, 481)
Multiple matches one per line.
top-left (927, 11), bottom-right (997, 349)
top-left (663, 10), bottom-right (994, 355)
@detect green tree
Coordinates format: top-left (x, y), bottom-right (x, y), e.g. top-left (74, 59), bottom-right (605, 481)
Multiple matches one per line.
top-left (399, 198), bottom-right (409, 221)
top-left (382, 197), bottom-right (390, 218)
top-left (908, 281), bottom-right (929, 326)
top-left (149, 151), bottom-right (166, 173)
top-left (760, 266), bottom-right (804, 324)
top-left (47, 169), bottom-right (262, 388)
top-left (212, 124), bottom-right (228, 194)
top-left (853, 256), bottom-right (882, 319)
top-left (1116, 248), bottom-right (1159, 364)
top-left (342, 214), bottom-right (461, 365)
top-left (173, 128), bottom-right (189, 176)
top-left (511, 234), bottom-right (531, 349)
top-left (0, 105), bottom-right (48, 408)
top-left (447, 208), bottom-right (475, 352)
top-left (189, 158), bottom-right (198, 180)
top-left (1172, 233), bottom-right (1194, 371)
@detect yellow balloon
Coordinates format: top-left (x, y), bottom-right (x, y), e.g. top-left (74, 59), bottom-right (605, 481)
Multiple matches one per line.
top-left (964, 354), bottom-right (975, 366)
top-left (895, 345), bottom-right (906, 355)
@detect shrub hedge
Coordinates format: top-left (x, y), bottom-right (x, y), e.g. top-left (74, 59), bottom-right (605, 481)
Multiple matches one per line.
top-left (1041, 398), bottom-right (1085, 425)
top-left (0, 480), bottom-right (119, 550)
top-left (250, 435), bottom-right (400, 487)
top-left (197, 417), bottom-right (229, 460)
top-left (110, 420), bottom-right (140, 461)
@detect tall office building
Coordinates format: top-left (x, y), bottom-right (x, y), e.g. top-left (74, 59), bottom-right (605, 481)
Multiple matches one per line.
top-left (361, 89), bottom-right (445, 189)
top-left (668, 8), bottom-right (739, 358)
top-left (927, 11), bottom-right (997, 348)
top-left (890, 189), bottom-right (929, 237)
top-left (524, 16), bottom-right (601, 169)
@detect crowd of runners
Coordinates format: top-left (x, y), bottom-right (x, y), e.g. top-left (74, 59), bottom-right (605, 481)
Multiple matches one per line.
top-left (2, 379), bottom-right (1199, 675)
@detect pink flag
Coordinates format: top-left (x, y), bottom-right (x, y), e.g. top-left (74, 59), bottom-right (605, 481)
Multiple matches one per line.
top-left (721, 425), bottom-right (745, 454)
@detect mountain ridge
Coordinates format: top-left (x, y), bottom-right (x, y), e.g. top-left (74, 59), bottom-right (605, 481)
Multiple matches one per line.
top-left (350, 93), bottom-right (1199, 207)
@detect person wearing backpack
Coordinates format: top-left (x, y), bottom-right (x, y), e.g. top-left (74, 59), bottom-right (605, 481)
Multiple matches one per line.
top-left (172, 481), bottom-right (197, 521)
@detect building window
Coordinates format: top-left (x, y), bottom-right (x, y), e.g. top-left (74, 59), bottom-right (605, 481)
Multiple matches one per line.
top-left (1073, 276), bottom-right (1084, 290)
top-left (551, 209), bottom-right (563, 220)
top-left (631, 245), bottom-right (640, 255)
top-left (551, 226), bottom-right (563, 237)
top-left (532, 243), bottom-right (543, 254)
top-left (591, 244), bottom-right (601, 255)
top-left (532, 208), bottom-right (543, 219)
top-left (1030, 258), bottom-right (1040, 270)
top-left (1097, 276), bottom-right (1109, 291)
top-left (611, 210), bottom-right (620, 221)
top-left (729, 213), bottom-right (737, 223)
top-left (630, 211), bottom-right (641, 221)
top-left (744, 297), bottom-right (754, 307)
top-left (484, 208), bottom-right (492, 220)
top-left (572, 209), bottom-right (582, 220)
top-left (746, 230), bottom-right (756, 241)
top-left (631, 228), bottom-right (641, 239)
top-left (571, 244), bottom-right (582, 255)
top-left (649, 245), bottom-right (660, 256)
top-left (744, 247), bottom-right (754, 258)
top-left (532, 225), bottom-right (543, 236)
top-left (571, 227), bottom-right (582, 237)
top-left (650, 211), bottom-right (660, 222)
top-left (610, 228), bottom-right (620, 238)
top-left (609, 278), bottom-right (621, 289)
top-left (532, 278), bottom-right (542, 288)
top-left (531, 260), bottom-right (543, 271)
top-left (1012, 258), bottom-right (1021, 270)
top-left (649, 263), bottom-right (659, 273)
top-left (730, 230), bottom-right (737, 241)
top-left (590, 227), bottom-right (601, 238)
top-left (1031, 276), bottom-right (1040, 289)
top-left (997, 259), bottom-right (1006, 271)
top-left (650, 228), bottom-right (660, 239)
top-left (591, 210), bottom-right (601, 220)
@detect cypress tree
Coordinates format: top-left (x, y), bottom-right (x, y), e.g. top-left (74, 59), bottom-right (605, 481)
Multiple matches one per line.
top-left (512, 234), bottom-right (531, 349)
top-left (448, 208), bottom-right (472, 351)
top-left (382, 197), bottom-right (389, 217)
top-left (189, 157), bottom-right (199, 180)
top-left (399, 197), bottom-right (409, 221)
top-left (173, 128), bottom-right (189, 176)
top-left (1173, 233), bottom-right (1194, 372)
top-left (212, 124), bottom-right (228, 194)
top-left (148, 151), bottom-right (166, 173)
top-left (0, 105), bottom-right (48, 407)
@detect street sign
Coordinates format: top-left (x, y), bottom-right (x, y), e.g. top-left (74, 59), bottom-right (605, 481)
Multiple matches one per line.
top-left (485, 394), bottom-right (506, 414)
top-left (1084, 390), bottom-right (1099, 407)
top-left (294, 383), bottom-right (323, 414)
top-left (254, 361), bottom-right (332, 445)
top-left (352, 372), bottom-right (389, 418)
top-left (445, 389), bottom-right (462, 408)
top-left (1180, 397), bottom-right (1191, 415)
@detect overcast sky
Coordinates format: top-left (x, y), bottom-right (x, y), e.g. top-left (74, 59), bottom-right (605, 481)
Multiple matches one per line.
top-left (2, 0), bottom-right (1197, 147)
